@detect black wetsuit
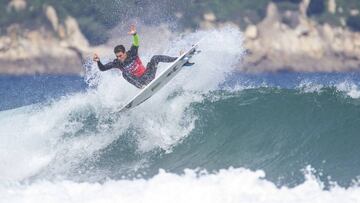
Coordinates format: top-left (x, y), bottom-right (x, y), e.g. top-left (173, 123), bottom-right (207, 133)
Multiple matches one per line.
top-left (97, 34), bottom-right (177, 88)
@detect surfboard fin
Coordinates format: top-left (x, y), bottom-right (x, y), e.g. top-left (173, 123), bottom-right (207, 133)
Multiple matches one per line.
top-left (184, 61), bottom-right (195, 66)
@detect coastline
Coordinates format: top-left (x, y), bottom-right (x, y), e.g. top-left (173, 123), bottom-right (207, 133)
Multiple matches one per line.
top-left (0, 2), bottom-right (359, 75)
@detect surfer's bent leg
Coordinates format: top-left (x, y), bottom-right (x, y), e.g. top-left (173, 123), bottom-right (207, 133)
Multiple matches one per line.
top-left (141, 55), bottom-right (177, 84)
top-left (148, 55), bottom-right (177, 67)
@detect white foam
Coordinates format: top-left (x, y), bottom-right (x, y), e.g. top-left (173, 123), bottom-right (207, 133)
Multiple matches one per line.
top-left (1, 167), bottom-right (359, 203)
top-left (297, 80), bottom-right (324, 93)
top-left (295, 79), bottom-right (360, 99)
top-left (0, 92), bottom-right (128, 181)
top-left (335, 81), bottom-right (360, 99)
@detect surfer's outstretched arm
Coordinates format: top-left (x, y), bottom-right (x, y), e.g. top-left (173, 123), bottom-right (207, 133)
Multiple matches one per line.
top-left (93, 53), bottom-right (115, 71)
top-left (128, 25), bottom-right (139, 57)
top-left (97, 60), bottom-right (116, 71)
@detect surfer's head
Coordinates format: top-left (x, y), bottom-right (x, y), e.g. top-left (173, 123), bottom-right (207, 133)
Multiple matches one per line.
top-left (114, 45), bottom-right (126, 61)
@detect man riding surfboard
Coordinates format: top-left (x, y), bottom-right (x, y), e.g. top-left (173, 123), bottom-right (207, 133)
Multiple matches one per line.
top-left (93, 25), bottom-right (178, 89)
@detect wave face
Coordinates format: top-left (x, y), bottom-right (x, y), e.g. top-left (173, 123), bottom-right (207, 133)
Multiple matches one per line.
top-left (1, 26), bottom-right (360, 202)
top-left (144, 87), bottom-right (360, 186)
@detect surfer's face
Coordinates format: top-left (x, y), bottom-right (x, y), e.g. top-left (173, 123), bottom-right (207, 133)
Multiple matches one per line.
top-left (116, 51), bottom-right (126, 62)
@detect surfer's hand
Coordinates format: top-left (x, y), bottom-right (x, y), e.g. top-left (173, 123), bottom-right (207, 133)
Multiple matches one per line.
top-left (93, 53), bottom-right (100, 62)
top-left (128, 24), bottom-right (137, 35)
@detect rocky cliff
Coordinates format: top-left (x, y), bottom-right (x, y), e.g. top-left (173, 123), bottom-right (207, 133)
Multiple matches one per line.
top-left (0, 3), bottom-right (91, 75)
top-left (242, 0), bottom-right (360, 72)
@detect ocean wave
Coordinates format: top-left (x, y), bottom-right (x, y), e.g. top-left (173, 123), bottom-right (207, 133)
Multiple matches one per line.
top-left (1, 26), bottom-right (360, 203)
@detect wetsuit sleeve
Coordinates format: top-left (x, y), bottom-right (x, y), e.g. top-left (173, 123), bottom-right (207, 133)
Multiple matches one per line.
top-left (97, 60), bottom-right (115, 71)
top-left (133, 33), bottom-right (139, 47)
top-left (129, 34), bottom-right (139, 57)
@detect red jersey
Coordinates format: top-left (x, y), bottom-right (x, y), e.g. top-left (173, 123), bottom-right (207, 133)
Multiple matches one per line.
top-left (130, 57), bottom-right (146, 77)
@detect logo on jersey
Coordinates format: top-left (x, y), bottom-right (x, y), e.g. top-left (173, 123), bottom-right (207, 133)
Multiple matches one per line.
top-left (123, 57), bottom-right (146, 77)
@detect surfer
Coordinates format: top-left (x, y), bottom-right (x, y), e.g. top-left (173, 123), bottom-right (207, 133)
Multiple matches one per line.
top-left (93, 25), bottom-right (178, 89)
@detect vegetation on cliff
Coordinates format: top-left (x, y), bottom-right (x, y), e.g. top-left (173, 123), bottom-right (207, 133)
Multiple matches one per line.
top-left (1, 0), bottom-right (359, 45)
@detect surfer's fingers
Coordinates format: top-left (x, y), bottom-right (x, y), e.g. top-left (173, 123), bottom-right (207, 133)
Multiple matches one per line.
top-left (93, 53), bottom-right (100, 61)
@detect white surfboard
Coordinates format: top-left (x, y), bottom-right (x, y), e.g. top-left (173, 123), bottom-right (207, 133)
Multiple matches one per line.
top-left (118, 43), bottom-right (199, 112)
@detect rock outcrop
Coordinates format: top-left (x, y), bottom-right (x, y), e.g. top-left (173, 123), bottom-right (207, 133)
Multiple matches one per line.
top-left (0, 5), bottom-right (90, 75)
top-left (7, 0), bottom-right (27, 12)
top-left (242, 1), bottom-right (360, 72)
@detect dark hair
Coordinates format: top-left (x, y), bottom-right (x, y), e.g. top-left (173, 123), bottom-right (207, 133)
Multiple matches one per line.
top-left (114, 45), bottom-right (125, 53)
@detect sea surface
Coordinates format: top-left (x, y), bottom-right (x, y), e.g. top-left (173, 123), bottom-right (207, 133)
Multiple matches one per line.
top-left (1, 27), bottom-right (360, 202)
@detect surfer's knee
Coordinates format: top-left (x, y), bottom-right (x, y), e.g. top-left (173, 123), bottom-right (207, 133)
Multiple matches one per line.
top-left (150, 55), bottom-right (162, 64)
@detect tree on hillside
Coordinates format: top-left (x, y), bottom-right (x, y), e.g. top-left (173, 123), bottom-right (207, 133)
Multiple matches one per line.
top-left (307, 0), bottom-right (325, 16)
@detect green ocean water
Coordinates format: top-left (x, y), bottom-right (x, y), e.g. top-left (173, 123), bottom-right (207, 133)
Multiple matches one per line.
top-left (72, 86), bottom-right (360, 188)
